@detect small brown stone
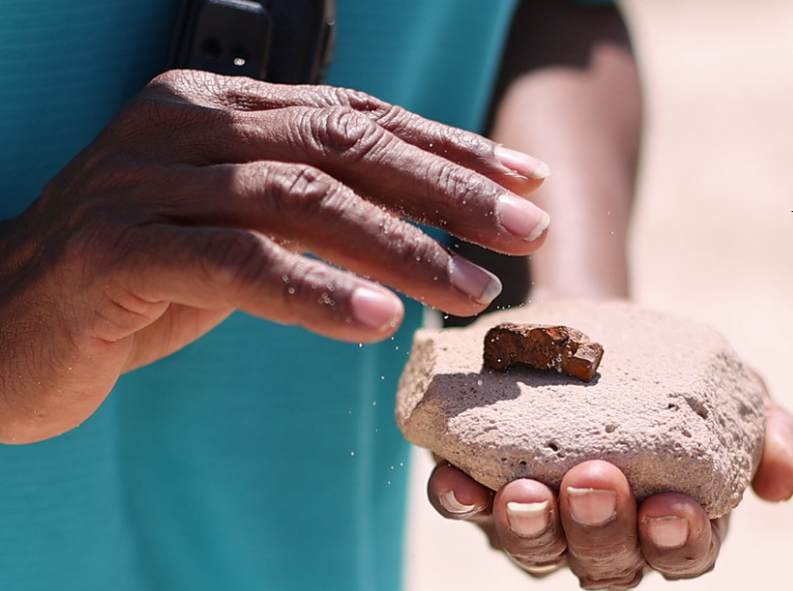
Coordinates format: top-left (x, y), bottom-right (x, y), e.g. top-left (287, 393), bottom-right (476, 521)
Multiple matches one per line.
top-left (484, 323), bottom-right (604, 382)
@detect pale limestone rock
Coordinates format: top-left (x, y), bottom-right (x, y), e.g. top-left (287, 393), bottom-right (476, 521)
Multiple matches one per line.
top-left (396, 300), bottom-right (766, 518)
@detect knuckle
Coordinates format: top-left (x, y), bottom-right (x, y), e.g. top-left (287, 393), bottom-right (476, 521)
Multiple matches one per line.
top-left (121, 73), bottom-right (235, 151)
top-left (327, 89), bottom-right (420, 137)
top-left (200, 230), bottom-right (267, 290)
top-left (327, 88), bottom-right (420, 137)
top-left (573, 544), bottom-right (638, 568)
top-left (150, 69), bottom-right (280, 114)
top-left (331, 87), bottom-right (494, 163)
top-left (435, 122), bottom-right (493, 159)
top-left (195, 75), bottom-right (267, 111)
top-left (305, 106), bottom-right (388, 161)
top-left (569, 545), bottom-right (646, 589)
top-left (365, 102), bottom-right (411, 128)
top-left (116, 93), bottom-right (207, 145)
top-left (433, 159), bottom-right (493, 208)
top-left (267, 164), bottom-right (346, 220)
top-left (330, 87), bottom-right (390, 114)
top-left (147, 69), bottom-right (229, 105)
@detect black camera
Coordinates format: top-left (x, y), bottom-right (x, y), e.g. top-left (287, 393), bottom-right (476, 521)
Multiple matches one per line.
top-left (168, 0), bottom-right (336, 84)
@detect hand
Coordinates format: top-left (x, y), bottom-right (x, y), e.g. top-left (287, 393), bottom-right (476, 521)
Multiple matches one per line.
top-left (0, 70), bottom-right (551, 443)
top-left (427, 384), bottom-right (793, 590)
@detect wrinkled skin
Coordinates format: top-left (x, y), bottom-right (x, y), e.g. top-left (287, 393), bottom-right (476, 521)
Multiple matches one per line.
top-left (0, 70), bottom-right (551, 444)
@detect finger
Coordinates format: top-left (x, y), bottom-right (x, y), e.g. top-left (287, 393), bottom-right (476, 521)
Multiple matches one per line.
top-left (145, 162), bottom-right (504, 316)
top-left (752, 389), bottom-right (793, 501)
top-left (492, 479), bottom-right (568, 577)
top-left (116, 224), bottom-right (405, 343)
top-left (638, 493), bottom-right (725, 580)
top-left (128, 76), bottom-right (551, 253)
top-left (162, 73), bottom-right (550, 194)
top-left (125, 101), bottom-right (550, 255)
top-left (252, 106), bottom-right (547, 252)
top-left (317, 91), bottom-right (551, 196)
top-left (427, 461), bottom-right (494, 522)
top-left (176, 105), bottom-right (547, 256)
top-left (559, 461), bottom-right (647, 591)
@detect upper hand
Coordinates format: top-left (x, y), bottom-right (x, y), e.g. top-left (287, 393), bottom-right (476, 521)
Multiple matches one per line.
top-left (0, 69), bottom-right (550, 443)
top-left (428, 381), bottom-right (793, 590)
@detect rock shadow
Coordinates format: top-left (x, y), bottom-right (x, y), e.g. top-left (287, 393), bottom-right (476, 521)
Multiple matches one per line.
top-left (429, 364), bottom-right (600, 419)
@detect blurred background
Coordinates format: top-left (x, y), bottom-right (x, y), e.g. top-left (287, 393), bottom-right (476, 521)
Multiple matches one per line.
top-left (405, 0), bottom-right (793, 589)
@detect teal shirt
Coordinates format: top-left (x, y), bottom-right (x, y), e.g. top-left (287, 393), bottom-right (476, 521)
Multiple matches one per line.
top-left (0, 1), bottom-right (608, 589)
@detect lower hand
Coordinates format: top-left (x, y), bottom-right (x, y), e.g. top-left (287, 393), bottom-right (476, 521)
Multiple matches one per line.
top-left (428, 385), bottom-right (793, 590)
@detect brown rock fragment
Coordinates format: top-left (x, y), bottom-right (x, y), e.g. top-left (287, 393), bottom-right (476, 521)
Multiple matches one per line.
top-left (484, 323), bottom-right (604, 382)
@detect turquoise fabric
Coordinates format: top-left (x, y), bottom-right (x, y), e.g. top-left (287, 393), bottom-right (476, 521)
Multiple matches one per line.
top-left (0, 0), bottom-right (180, 220)
top-left (0, 1), bottom-right (514, 590)
top-left (0, 0), bottom-right (609, 589)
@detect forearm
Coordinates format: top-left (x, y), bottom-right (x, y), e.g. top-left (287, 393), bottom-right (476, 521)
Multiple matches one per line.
top-left (490, 0), bottom-right (642, 301)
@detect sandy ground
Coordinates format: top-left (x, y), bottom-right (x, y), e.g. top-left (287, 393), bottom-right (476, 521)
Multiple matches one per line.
top-left (404, 1), bottom-right (793, 589)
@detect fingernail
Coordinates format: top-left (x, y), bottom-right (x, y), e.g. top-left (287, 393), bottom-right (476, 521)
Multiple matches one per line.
top-left (646, 516), bottom-right (689, 549)
top-left (497, 195), bottom-right (550, 242)
top-left (567, 487), bottom-right (617, 526)
top-left (439, 490), bottom-right (477, 514)
top-left (506, 500), bottom-right (550, 537)
top-left (448, 257), bottom-right (502, 305)
top-left (351, 286), bottom-right (404, 331)
top-left (495, 146), bottom-right (551, 180)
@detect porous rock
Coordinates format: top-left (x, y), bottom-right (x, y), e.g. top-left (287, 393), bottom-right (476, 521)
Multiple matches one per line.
top-left (395, 300), bottom-right (766, 518)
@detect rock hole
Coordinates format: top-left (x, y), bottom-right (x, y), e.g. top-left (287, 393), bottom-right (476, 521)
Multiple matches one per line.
top-left (605, 424), bottom-right (617, 434)
top-left (546, 442), bottom-right (559, 452)
top-left (684, 397), bottom-right (709, 420)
